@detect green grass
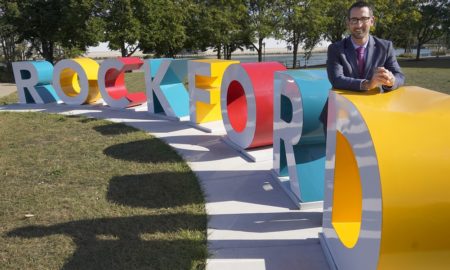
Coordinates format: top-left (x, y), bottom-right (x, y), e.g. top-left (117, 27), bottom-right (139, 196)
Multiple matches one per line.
top-left (0, 112), bottom-right (207, 270)
top-left (399, 57), bottom-right (450, 94)
top-left (125, 71), bottom-right (148, 93)
top-left (0, 91), bottom-right (18, 105)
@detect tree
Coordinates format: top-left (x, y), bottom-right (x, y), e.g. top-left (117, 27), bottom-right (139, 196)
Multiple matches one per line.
top-left (0, 6), bottom-right (15, 81)
top-left (371, 0), bottom-right (419, 54)
top-left (323, 0), bottom-right (353, 43)
top-left (5, 0), bottom-right (104, 63)
top-left (446, 21), bottom-right (450, 50)
top-left (281, 0), bottom-right (306, 68)
top-left (137, 0), bottom-right (187, 57)
top-left (1, 2), bottom-right (32, 81)
top-left (247, 0), bottom-right (281, 62)
top-left (194, 0), bottom-right (252, 60)
top-left (182, 1), bottom-right (210, 55)
top-left (0, 4), bottom-right (18, 64)
top-left (413, 0), bottom-right (449, 60)
top-left (103, 0), bottom-right (140, 57)
top-left (390, 1), bottom-right (420, 54)
top-left (281, 0), bottom-right (326, 68)
top-left (301, 0), bottom-right (326, 67)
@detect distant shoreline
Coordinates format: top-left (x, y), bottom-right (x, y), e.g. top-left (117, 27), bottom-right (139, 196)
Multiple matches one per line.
top-left (84, 48), bottom-right (329, 59)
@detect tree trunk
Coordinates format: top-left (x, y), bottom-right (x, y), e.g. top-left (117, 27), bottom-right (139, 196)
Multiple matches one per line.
top-left (292, 33), bottom-right (299, 69)
top-left (258, 38), bottom-right (263, 62)
top-left (223, 44), bottom-right (227, 60)
top-left (126, 45), bottom-right (138, 57)
top-left (225, 45), bottom-right (232, 60)
top-left (41, 40), bottom-right (54, 64)
top-left (121, 42), bottom-right (127, 57)
top-left (416, 44), bottom-right (422, 60)
top-left (216, 45), bottom-right (222, 59)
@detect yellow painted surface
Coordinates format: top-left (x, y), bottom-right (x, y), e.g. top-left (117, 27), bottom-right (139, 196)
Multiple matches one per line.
top-left (60, 68), bottom-right (80, 97)
top-left (331, 131), bottom-right (362, 249)
top-left (59, 58), bottom-right (100, 103)
top-left (336, 86), bottom-right (450, 269)
top-left (196, 101), bottom-right (220, 123)
top-left (332, 222), bottom-right (362, 248)
top-left (191, 59), bottom-right (239, 123)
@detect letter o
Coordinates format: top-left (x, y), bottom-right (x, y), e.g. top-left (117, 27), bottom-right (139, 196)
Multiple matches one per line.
top-left (52, 58), bottom-right (100, 105)
top-left (221, 62), bottom-right (286, 149)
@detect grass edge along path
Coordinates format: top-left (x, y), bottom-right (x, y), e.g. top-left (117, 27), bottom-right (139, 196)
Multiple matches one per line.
top-left (0, 111), bottom-right (207, 270)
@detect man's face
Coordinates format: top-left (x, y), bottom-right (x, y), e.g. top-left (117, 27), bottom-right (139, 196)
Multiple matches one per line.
top-left (347, 7), bottom-right (374, 41)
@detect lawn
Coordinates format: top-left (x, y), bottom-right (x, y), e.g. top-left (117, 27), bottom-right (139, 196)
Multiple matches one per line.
top-left (399, 56), bottom-right (450, 94)
top-left (0, 112), bottom-right (207, 270)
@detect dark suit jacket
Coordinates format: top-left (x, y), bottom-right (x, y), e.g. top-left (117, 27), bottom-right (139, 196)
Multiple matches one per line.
top-left (327, 35), bottom-right (405, 91)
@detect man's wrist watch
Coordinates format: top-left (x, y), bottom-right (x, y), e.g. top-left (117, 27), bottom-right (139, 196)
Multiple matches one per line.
top-left (361, 80), bottom-right (370, 91)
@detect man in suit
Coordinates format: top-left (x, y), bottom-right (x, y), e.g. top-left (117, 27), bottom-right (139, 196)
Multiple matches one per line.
top-left (327, 1), bottom-right (405, 91)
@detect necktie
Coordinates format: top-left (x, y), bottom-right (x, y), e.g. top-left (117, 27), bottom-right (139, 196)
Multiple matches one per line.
top-left (356, 46), bottom-right (365, 78)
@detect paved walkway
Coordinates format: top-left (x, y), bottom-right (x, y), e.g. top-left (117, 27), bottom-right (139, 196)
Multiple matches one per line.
top-left (0, 92), bottom-right (329, 270)
top-left (0, 83), bottom-right (17, 98)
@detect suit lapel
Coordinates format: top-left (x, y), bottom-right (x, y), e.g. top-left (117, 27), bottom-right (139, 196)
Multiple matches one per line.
top-left (344, 37), bottom-right (359, 78)
top-left (364, 36), bottom-right (375, 79)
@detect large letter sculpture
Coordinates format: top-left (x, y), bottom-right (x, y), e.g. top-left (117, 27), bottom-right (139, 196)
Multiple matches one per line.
top-left (188, 59), bottom-right (239, 124)
top-left (12, 61), bottom-right (59, 104)
top-left (221, 62), bottom-right (286, 149)
top-left (52, 58), bottom-right (101, 105)
top-left (98, 57), bottom-right (146, 108)
top-left (321, 86), bottom-right (450, 270)
top-left (273, 70), bottom-right (330, 203)
top-left (144, 58), bottom-right (189, 118)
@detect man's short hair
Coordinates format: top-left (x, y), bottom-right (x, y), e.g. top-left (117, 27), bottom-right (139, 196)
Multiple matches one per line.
top-left (348, 1), bottom-right (374, 18)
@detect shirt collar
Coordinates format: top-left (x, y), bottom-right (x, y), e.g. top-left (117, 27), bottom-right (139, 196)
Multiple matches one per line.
top-left (350, 36), bottom-right (369, 50)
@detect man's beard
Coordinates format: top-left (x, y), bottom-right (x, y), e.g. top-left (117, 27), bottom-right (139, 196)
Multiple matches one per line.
top-left (351, 29), bottom-right (367, 40)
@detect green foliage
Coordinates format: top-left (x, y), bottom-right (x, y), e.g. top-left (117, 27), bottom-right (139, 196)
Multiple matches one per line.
top-left (0, 1), bottom-right (29, 79)
top-left (247, 0), bottom-right (282, 62)
top-left (372, 0), bottom-right (420, 54)
top-left (413, 0), bottom-right (450, 60)
top-left (195, 0), bottom-right (252, 59)
top-left (136, 0), bottom-right (188, 57)
top-left (322, 0), bottom-right (353, 43)
top-left (281, 0), bottom-right (306, 66)
top-left (280, 0), bottom-right (327, 68)
top-left (4, 0), bottom-right (104, 63)
top-left (104, 0), bottom-right (141, 57)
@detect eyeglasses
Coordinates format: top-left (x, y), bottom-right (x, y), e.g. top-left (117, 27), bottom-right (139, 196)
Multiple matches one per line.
top-left (349, 17), bottom-right (372, 25)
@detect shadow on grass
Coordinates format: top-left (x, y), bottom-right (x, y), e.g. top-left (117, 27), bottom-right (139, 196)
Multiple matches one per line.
top-left (104, 139), bottom-right (182, 163)
top-left (7, 214), bottom-right (207, 270)
top-left (63, 116), bottom-right (140, 136)
top-left (108, 173), bottom-right (203, 208)
top-left (93, 122), bottom-right (140, 136)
